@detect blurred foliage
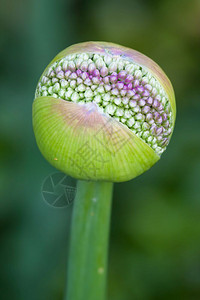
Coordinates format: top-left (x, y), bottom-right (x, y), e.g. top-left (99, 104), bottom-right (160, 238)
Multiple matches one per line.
top-left (0, 0), bottom-right (200, 299)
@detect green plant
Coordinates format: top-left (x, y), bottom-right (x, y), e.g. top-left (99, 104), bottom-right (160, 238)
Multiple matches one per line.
top-left (32, 41), bottom-right (176, 300)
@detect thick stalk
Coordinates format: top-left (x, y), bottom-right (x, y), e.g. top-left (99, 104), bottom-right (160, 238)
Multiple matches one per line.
top-left (65, 180), bottom-right (113, 300)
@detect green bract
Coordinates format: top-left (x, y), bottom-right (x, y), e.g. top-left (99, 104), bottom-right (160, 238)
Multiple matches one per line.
top-left (33, 42), bottom-right (176, 182)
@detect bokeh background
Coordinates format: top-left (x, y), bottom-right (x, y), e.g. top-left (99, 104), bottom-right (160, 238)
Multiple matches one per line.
top-left (1, 0), bottom-right (200, 299)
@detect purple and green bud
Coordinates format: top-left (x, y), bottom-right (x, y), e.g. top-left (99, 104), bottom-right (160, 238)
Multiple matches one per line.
top-left (33, 42), bottom-right (176, 182)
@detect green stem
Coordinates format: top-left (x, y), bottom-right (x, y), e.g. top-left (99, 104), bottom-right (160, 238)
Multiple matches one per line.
top-left (65, 180), bottom-right (113, 300)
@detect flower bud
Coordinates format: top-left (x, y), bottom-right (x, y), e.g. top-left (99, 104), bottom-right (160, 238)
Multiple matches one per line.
top-left (33, 42), bottom-right (176, 182)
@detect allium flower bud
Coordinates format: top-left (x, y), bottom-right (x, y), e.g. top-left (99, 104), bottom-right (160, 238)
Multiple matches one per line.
top-left (33, 42), bottom-right (176, 182)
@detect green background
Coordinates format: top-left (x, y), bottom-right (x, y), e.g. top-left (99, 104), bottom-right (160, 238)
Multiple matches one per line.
top-left (0, 0), bottom-right (200, 299)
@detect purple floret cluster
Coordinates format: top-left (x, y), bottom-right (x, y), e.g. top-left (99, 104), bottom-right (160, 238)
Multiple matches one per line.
top-left (36, 52), bottom-right (173, 155)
